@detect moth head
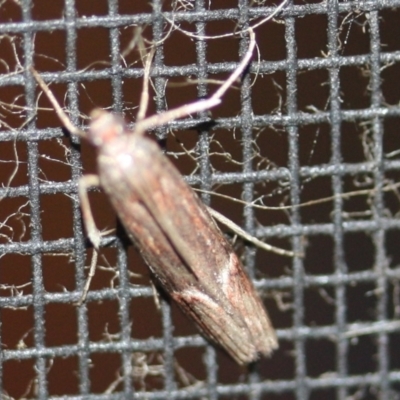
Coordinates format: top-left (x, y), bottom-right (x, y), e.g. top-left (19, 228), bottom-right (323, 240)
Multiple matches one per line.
top-left (87, 109), bottom-right (127, 147)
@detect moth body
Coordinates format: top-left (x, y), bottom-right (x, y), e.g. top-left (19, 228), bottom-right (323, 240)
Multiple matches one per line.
top-left (87, 110), bottom-right (278, 365)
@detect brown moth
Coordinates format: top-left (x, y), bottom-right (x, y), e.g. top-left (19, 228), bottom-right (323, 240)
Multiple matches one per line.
top-left (32, 30), bottom-right (278, 365)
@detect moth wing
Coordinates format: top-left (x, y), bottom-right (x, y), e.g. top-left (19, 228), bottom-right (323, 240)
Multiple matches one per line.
top-left (103, 134), bottom-right (277, 364)
top-left (129, 137), bottom-right (230, 284)
top-left (220, 252), bottom-right (278, 355)
top-left (171, 287), bottom-right (260, 365)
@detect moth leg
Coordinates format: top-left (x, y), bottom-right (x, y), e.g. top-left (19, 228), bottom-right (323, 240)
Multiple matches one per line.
top-left (30, 69), bottom-right (102, 303)
top-left (207, 207), bottom-right (299, 257)
top-left (77, 174), bottom-right (102, 305)
top-left (134, 29), bottom-right (256, 134)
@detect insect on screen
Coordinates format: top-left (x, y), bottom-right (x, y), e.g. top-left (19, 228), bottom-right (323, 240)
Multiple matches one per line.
top-left (0, 0), bottom-right (400, 399)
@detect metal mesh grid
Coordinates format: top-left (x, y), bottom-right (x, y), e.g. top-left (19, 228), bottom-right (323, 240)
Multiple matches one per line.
top-left (0, 0), bottom-right (400, 398)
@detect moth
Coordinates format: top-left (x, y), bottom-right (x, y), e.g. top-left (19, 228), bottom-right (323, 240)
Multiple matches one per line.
top-left (31, 30), bottom-right (278, 365)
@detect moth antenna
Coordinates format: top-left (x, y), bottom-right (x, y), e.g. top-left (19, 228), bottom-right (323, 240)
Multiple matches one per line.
top-left (137, 44), bottom-right (156, 124)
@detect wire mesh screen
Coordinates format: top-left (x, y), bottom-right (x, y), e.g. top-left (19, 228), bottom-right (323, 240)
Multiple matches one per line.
top-left (0, 0), bottom-right (400, 398)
